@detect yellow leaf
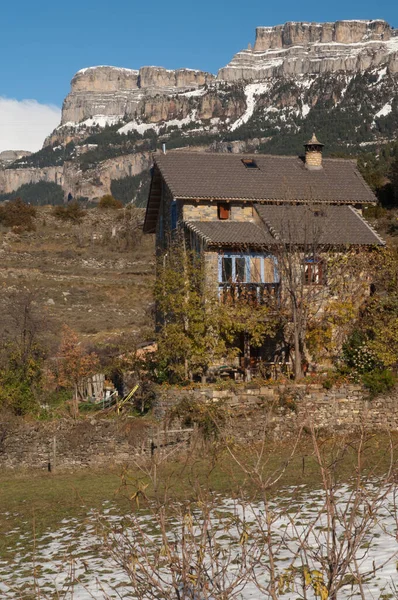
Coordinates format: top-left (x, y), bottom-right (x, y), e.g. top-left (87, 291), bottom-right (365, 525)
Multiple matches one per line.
top-left (239, 529), bottom-right (249, 546)
top-left (303, 566), bottom-right (312, 586)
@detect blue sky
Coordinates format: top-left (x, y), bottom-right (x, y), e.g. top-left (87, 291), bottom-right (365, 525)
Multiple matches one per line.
top-left (1, 0), bottom-right (397, 150)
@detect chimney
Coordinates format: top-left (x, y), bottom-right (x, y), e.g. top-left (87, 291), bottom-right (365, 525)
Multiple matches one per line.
top-left (304, 133), bottom-right (324, 170)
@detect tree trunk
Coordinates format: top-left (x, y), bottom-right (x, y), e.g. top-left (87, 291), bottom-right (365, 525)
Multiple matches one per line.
top-left (244, 332), bottom-right (251, 382)
top-left (71, 383), bottom-right (79, 419)
top-left (292, 303), bottom-right (302, 380)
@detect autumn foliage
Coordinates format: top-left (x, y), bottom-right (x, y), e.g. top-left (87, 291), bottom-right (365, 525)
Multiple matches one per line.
top-left (56, 326), bottom-right (99, 417)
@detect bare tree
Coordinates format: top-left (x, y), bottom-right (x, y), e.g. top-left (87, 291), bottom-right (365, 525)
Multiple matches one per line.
top-left (268, 204), bottom-right (329, 379)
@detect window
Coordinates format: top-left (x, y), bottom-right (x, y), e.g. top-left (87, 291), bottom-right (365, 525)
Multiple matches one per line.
top-left (219, 254), bottom-right (278, 284)
top-left (304, 258), bottom-right (324, 285)
top-left (221, 257), bottom-right (233, 283)
top-left (218, 203), bottom-right (230, 220)
top-left (242, 158), bottom-right (259, 169)
top-left (235, 257), bottom-right (246, 282)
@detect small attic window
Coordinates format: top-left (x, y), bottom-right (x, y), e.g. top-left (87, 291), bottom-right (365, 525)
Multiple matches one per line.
top-left (242, 158), bottom-right (259, 169)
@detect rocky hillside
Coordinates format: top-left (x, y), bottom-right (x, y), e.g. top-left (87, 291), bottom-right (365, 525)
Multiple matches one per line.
top-left (0, 207), bottom-right (155, 342)
top-left (2, 19), bottom-right (398, 204)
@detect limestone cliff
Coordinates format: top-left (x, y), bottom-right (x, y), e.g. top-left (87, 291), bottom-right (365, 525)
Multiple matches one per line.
top-left (0, 153), bottom-right (152, 200)
top-left (61, 65), bottom-right (215, 125)
top-left (52, 19), bottom-right (398, 141)
top-left (219, 20), bottom-right (398, 81)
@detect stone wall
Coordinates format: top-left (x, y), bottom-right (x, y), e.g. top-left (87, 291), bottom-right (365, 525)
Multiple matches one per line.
top-left (1, 384), bottom-right (397, 471)
top-left (183, 202), bottom-right (255, 222)
top-left (154, 383), bottom-right (398, 439)
top-left (0, 417), bottom-right (192, 471)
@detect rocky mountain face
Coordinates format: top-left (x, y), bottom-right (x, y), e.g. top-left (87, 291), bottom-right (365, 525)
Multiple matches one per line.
top-left (60, 66), bottom-right (214, 125)
top-left (220, 20), bottom-right (398, 80)
top-left (0, 150), bottom-right (31, 167)
top-left (2, 19), bottom-right (398, 204)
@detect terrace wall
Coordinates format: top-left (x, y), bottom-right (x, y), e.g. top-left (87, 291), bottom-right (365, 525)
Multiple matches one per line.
top-left (1, 383), bottom-right (397, 471)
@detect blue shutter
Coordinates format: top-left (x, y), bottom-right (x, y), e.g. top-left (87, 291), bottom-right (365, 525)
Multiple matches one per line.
top-left (171, 201), bottom-right (177, 231)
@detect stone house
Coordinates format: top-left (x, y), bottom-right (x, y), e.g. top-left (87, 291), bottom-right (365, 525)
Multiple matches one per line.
top-left (143, 136), bottom-right (385, 372)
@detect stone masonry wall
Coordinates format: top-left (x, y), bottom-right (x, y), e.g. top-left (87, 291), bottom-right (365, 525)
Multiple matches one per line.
top-left (182, 202), bottom-right (255, 222)
top-left (1, 384), bottom-right (398, 471)
top-left (154, 383), bottom-right (398, 439)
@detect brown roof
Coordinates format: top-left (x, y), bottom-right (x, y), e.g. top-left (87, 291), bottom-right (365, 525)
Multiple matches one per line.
top-left (255, 204), bottom-right (385, 246)
top-left (184, 221), bottom-right (274, 248)
top-left (153, 151), bottom-right (377, 204)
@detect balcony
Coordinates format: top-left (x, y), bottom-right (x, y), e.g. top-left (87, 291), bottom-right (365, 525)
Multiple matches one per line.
top-left (218, 282), bottom-right (280, 305)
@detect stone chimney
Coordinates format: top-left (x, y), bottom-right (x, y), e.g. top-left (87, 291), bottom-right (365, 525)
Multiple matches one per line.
top-left (304, 133), bottom-right (324, 170)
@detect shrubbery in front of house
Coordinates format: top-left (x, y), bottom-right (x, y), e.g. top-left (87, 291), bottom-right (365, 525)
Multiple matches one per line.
top-left (362, 369), bottom-right (397, 398)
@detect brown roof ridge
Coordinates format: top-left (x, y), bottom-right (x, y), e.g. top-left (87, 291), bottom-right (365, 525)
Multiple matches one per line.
top-left (347, 206), bottom-right (386, 245)
top-left (184, 221), bottom-right (213, 244)
top-left (153, 150), bottom-right (358, 162)
top-left (254, 208), bottom-right (280, 241)
top-left (353, 167), bottom-right (378, 196)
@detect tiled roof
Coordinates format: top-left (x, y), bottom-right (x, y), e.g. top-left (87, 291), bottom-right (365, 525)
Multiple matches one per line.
top-left (184, 221), bottom-right (274, 248)
top-left (255, 204), bottom-right (385, 246)
top-left (153, 152), bottom-right (377, 204)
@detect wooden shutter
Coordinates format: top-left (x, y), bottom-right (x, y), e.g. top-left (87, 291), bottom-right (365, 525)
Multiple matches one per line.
top-left (250, 256), bottom-right (262, 282)
top-left (263, 258), bottom-right (275, 283)
top-left (218, 203), bottom-right (230, 220)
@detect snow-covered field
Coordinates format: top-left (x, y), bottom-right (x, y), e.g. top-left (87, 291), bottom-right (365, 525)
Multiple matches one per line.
top-left (1, 484), bottom-right (397, 599)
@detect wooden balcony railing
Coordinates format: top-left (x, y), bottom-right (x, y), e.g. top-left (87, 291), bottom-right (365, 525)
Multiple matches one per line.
top-left (218, 282), bottom-right (280, 305)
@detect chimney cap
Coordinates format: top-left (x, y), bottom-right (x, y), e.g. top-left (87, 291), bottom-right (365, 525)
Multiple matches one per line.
top-left (305, 132), bottom-right (324, 148)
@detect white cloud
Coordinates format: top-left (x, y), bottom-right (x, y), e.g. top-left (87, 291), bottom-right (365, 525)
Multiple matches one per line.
top-left (0, 97), bottom-right (61, 153)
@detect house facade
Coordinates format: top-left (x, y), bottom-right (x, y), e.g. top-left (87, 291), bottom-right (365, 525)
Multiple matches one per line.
top-left (143, 137), bottom-right (385, 373)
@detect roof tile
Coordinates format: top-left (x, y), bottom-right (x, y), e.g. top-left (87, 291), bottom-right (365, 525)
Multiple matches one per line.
top-left (154, 152), bottom-right (377, 204)
top-left (255, 204), bottom-right (385, 246)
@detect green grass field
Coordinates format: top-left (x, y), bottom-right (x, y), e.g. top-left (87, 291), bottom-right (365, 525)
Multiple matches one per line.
top-left (1, 432), bottom-right (396, 563)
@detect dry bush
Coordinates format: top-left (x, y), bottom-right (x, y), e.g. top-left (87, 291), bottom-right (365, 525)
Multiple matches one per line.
top-left (0, 197), bottom-right (36, 231)
top-left (98, 194), bottom-right (123, 210)
top-left (52, 201), bottom-right (86, 223)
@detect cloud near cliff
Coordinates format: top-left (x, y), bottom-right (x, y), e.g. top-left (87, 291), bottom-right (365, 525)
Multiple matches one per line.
top-left (0, 97), bottom-right (61, 153)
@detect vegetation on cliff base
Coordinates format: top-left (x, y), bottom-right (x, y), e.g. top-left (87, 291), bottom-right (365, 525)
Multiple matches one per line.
top-left (6, 141), bottom-right (76, 169)
top-left (110, 171), bottom-right (152, 207)
top-left (0, 181), bottom-right (65, 206)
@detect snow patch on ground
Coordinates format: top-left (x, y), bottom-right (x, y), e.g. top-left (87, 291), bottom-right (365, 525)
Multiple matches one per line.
top-left (1, 486), bottom-right (398, 599)
top-left (181, 88), bottom-right (207, 98)
top-left (230, 82), bottom-right (271, 131)
top-left (118, 110), bottom-right (199, 135)
top-left (375, 103), bottom-right (392, 118)
top-left (81, 115), bottom-right (123, 128)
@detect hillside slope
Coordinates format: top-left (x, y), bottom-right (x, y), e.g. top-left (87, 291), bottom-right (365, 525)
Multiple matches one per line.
top-left (0, 207), bottom-right (155, 342)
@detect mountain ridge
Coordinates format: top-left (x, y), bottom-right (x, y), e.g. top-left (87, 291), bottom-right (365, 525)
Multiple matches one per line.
top-left (1, 19), bottom-right (398, 204)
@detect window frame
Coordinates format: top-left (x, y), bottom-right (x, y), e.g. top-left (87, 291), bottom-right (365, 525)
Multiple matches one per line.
top-left (304, 257), bottom-right (325, 286)
top-left (219, 252), bottom-right (279, 284)
top-left (241, 158), bottom-right (259, 170)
